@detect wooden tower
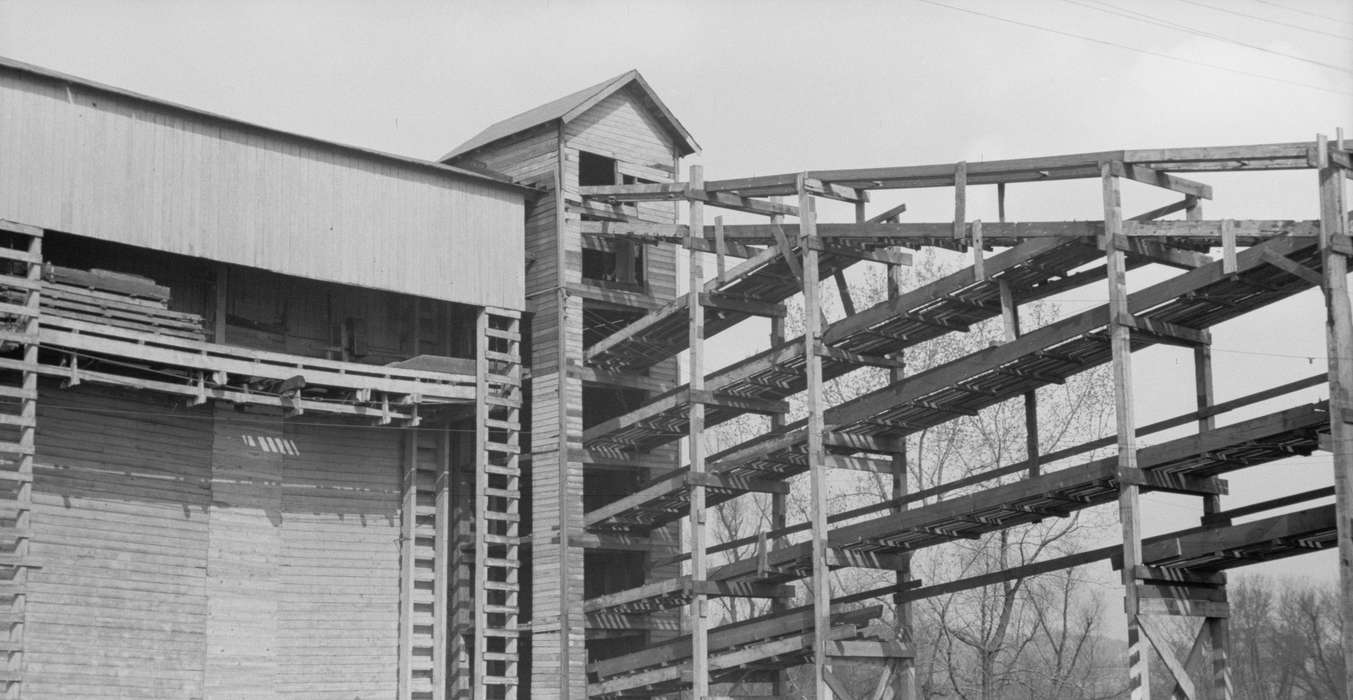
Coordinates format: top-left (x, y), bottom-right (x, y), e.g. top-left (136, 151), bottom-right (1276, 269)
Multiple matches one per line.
top-left (443, 70), bottom-right (699, 698)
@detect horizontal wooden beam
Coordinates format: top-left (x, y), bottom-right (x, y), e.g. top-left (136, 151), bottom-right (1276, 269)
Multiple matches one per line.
top-left (700, 292), bottom-right (785, 318)
top-left (1114, 162), bottom-right (1213, 199)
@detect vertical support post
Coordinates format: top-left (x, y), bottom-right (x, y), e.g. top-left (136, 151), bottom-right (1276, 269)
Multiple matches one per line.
top-left (552, 131), bottom-right (578, 698)
top-left (971, 220), bottom-right (985, 279)
top-left (1103, 162), bottom-right (1148, 699)
top-left (398, 428), bottom-right (417, 700)
top-left (769, 307), bottom-right (790, 697)
top-left (435, 421), bottom-right (450, 700)
top-left (472, 309), bottom-right (489, 700)
top-left (686, 164), bottom-right (710, 700)
top-left (799, 174), bottom-right (831, 698)
top-left (887, 253), bottom-right (917, 700)
top-left (714, 215), bottom-right (726, 282)
top-left (1192, 343), bottom-right (1232, 698)
top-left (954, 161), bottom-right (967, 244)
top-left (214, 263), bottom-right (229, 344)
top-left (998, 189), bottom-right (1039, 478)
top-left (998, 280), bottom-right (1039, 477)
top-left (1316, 133), bottom-right (1353, 698)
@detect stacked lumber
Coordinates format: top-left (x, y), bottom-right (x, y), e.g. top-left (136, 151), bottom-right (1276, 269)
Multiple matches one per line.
top-left (39, 265), bottom-right (205, 340)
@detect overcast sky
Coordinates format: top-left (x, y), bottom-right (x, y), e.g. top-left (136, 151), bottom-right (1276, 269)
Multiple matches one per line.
top-left (2, 0), bottom-right (1351, 590)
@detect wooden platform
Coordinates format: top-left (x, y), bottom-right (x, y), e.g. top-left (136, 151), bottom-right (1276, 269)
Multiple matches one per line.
top-left (584, 239), bottom-right (890, 372)
top-left (24, 314), bottom-right (479, 420)
top-left (704, 400), bottom-right (1326, 584)
top-left (584, 233), bottom-right (1323, 533)
top-left (586, 604), bottom-right (897, 697)
top-left (583, 237), bottom-right (1104, 458)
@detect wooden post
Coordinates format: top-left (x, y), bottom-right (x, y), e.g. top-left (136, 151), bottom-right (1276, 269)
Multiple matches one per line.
top-left (799, 174), bottom-right (831, 699)
top-left (214, 263), bottom-right (228, 344)
top-left (1192, 343), bottom-right (1232, 699)
top-left (954, 161), bottom-right (967, 244)
top-left (998, 184), bottom-right (1040, 477)
top-left (1316, 134), bottom-right (1353, 697)
top-left (686, 164), bottom-right (710, 699)
top-left (887, 252), bottom-right (917, 700)
top-left (1103, 162), bottom-right (1149, 699)
top-left (769, 279), bottom-right (791, 697)
top-left (472, 309), bottom-right (489, 700)
top-left (398, 428), bottom-right (417, 700)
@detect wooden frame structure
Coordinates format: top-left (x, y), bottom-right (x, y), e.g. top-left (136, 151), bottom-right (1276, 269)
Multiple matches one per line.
top-left (567, 136), bottom-right (1353, 698)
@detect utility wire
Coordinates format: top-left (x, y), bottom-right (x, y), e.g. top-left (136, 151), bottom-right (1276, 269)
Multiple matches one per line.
top-left (1252, 0), bottom-right (1353, 28)
top-left (1069, 0), bottom-right (1353, 74)
top-left (914, 0), bottom-right (1353, 97)
top-left (1180, 0), bottom-right (1353, 38)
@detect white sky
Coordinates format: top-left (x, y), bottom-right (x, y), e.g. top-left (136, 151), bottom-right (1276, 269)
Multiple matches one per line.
top-left (1, 0), bottom-right (1351, 592)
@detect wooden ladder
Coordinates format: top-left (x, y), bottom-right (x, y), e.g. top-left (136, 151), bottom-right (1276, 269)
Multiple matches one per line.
top-left (0, 221), bottom-right (41, 699)
top-left (473, 308), bottom-right (522, 700)
top-left (400, 421), bottom-right (453, 699)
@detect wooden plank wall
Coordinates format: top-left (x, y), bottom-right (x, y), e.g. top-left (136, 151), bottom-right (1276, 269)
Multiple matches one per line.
top-left (205, 407), bottom-right (283, 698)
top-left (0, 68), bottom-right (524, 310)
top-left (564, 87), bottom-right (683, 661)
top-left (278, 420), bottom-right (401, 696)
top-left (26, 388), bottom-right (212, 698)
top-left (22, 385), bottom-right (404, 698)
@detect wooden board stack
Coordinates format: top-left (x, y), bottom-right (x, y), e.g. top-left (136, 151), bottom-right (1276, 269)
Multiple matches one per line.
top-left (37, 265), bottom-right (205, 340)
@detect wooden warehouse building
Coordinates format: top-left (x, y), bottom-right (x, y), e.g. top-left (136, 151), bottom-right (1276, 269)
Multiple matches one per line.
top-left (2, 55), bottom-right (1353, 700)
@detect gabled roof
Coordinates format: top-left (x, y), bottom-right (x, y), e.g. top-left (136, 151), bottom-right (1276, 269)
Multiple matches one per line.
top-left (441, 69), bottom-right (699, 162)
top-left (0, 54), bottom-right (530, 193)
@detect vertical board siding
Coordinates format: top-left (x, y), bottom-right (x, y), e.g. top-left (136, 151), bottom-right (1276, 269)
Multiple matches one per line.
top-left (278, 421), bottom-right (401, 698)
top-left (27, 388), bottom-right (212, 698)
top-left (567, 88), bottom-right (685, 659)
top-left (24, 386), bottom-right (404, 698)
top-left (205, 407), bottom-right (283, 699)
top-left (0, 70), bottom-right (524, 310)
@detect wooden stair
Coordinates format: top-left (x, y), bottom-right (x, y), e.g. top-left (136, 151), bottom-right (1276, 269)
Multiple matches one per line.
top-left (0, 221), bottom-right (40, 700)
top-left (473, 308), bottom-right (522, 700)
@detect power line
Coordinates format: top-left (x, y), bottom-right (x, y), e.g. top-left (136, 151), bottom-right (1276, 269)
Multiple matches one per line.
top-left (914, 0), bottom-right (1353, 97)
top-left (1069, 0), bottom-right (1353, 74)
top-left (1180, 0), bottom-right (1353, 38)
top-left (1252, 0), bottom-right (1353, 28)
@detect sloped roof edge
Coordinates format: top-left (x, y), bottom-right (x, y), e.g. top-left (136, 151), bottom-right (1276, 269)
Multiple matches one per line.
top-left (441, 69), bottom-right (699, 162)
top-left (0, 55), bottom-right (532, 193)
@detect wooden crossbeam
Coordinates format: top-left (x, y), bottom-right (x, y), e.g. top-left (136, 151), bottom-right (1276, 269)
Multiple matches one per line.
top-left (1113, 162), bottom-right (1213, 199)
top-left (700, 292), bottom-right (785, 318)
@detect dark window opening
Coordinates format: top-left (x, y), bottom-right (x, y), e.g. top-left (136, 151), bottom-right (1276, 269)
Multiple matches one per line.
top-left (579, 151), bottom-right (617, 187)
top-left (581, 242), bottom-right (644, 288)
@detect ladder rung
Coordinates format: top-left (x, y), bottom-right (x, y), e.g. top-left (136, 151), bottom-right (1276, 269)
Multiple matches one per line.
top-left (482, 675), bottom-right (517, 685)
top-left (484, 581), bottom-right (519, 592)
top-left (0, 275), bottom-right (41, 292)
top-left (483, 557), bottom-right (519, 569)
top-left (480, 534), bottom-right (518, 546)
top-left (482, 604), bottom-right (516, 614)
top-left (484, 419), bottom-right (516, 430)
top-left (0, 301), bottom-right (38, 318)
top-left (0, 387), bottom-right (34, 401)
top-left (480, 628), bottom-right (520, 638)
top-left (484, 464), bottom-right (519, 477)
top-left (484, 328), bottom-right (520, 341)
top-left (0, 248), bottom-right (38, 265)
top-left (482, 651), bottom-right (517, 661)
top-left (0, 334), bottom-right (37, 347)
top-left (485, 443), bottom-right (520, 455)
top-left (482, 488), bottom-right (518, 500)
top-left (0, 415), bottom-right (32, 428)
top-left (484, 512), bottom-right (520, 522)
top-left (485, 396), bottom-right (521, 408)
